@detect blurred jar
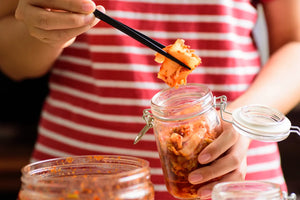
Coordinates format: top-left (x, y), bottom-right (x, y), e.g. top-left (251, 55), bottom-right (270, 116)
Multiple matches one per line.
top-left (212, 181), bottom-right (297, 200)
top-left (143, 84), bottom-right (223, 199)
top-left (19, 155), bottom-right (154, 200)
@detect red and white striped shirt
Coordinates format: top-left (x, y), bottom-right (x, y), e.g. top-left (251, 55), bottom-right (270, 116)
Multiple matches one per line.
top-left (31, 0), bottom-right (287, 199)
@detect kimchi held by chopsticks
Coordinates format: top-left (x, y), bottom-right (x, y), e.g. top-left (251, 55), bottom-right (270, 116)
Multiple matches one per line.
top-left (155, 39), bottom-right (201, 88)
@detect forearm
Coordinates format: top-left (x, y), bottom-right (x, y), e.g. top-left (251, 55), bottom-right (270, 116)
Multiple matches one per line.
top-left (229, 41), bottom-right (300, 114)
top-left (0, 15), bottom-right (63, 81)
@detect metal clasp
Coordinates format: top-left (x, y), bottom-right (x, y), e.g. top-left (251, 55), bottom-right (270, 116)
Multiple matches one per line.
top-left (134, 109), bottom-right (154, 144)
top-left (290, 126), bottom-right (300, 136)
top-left (214, 95), bottom-right (233, 124)
top-left (283, 191), bottom-right (297, 200)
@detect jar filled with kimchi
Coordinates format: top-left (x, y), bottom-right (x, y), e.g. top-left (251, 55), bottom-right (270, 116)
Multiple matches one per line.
top-left (18, 155), bottom-right (154, 200)
top-left (137, 83), bottom-right (223, 199)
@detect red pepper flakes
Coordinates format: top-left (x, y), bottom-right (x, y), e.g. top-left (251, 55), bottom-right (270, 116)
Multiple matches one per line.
top-left (93, 155), bottom-right (104, 161)
top-left (66, 157), bottom-right (74, 164)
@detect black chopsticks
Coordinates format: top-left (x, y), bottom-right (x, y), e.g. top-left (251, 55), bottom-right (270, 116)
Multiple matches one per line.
top-left (93, 9), bottom-right (191, 70)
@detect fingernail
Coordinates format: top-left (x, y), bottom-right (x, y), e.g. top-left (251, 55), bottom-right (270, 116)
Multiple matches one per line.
top-left (96, 5), bottom-right (106, 13)
top-left (84, 13), bottom-right (95, 23)
top-left (189, 173), bottom-right (203, 184)
top-left (199, 153), bottom-right (211, 163)
top-left (82, 1), bottom-right (96, 12)
top-left (198, 189), bottom-right (212, 198)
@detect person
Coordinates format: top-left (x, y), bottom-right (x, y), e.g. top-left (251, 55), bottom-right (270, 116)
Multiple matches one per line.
top-left (1, 0), bottom-right (300, 199)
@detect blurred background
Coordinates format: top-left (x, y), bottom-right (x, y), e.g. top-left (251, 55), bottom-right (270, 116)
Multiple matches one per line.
top-left (0, 72), bottom-right (48, 199)
top-left (0, 5), bottom-right (299, 200)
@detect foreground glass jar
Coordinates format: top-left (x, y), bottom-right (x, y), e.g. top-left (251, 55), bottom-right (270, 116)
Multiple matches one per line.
top-left (136, 84), bottom-right (223, 199)
top-left (212, 181), bottom-right (297, 200)
top-left (19, 155), bottom-right (154, 200)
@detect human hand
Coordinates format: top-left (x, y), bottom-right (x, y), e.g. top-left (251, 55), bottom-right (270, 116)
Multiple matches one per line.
top-left (15, 0), bottom-right (104, 48)
top-left (188, 122), bottom-right (251, 199)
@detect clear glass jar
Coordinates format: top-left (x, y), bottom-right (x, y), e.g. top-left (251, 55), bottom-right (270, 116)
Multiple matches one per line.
top-left (212, 181), bottom-right (297, 200)
top-left (18, 155), bottom-right (154, 200)
top-left (149, 84), bottom-right (222, 199)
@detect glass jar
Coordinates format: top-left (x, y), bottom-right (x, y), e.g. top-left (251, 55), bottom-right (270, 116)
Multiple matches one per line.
top-left (18, 155), bottom-right (154, 200)
top-left (137, 84), bottom-right (223, 199)
top-left (212, 181), bottom-right (297, 200)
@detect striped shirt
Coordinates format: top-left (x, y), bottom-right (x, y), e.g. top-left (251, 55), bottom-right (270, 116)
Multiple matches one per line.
top-left (31, 0), bottom-right (287, 199)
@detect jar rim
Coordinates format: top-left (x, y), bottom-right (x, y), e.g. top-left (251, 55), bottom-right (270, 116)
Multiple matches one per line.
top-left (151, 83), bottom-right (213, 120)
top-left (21, 155), bottom-right (150, 183)
top-left (212, 181), bottom-right (282, 199)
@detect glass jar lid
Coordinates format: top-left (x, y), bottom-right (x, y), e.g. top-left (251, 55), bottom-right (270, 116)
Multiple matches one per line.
top-left (231, 105), bottom-right (291, 142)
top-left (215, 95), bottom-right (300, 142)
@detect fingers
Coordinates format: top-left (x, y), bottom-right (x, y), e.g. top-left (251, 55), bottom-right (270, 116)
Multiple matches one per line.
top-left (23, 6), bottom-right (96, 30)
top-left (26, 0), bottom-right (96, 14)
top-left (189, 134), bottom-right (250, 184)
top-left (197, 161), bottom-right (247, 199)
top-left (28, 19), bottom-right (98, 46)
top-left (188, 125), bottom-right (251, 199)
top-left (189, 158), bottom-right (247, 199)
top-left (16, 0), bottom-right (96, 23)
top-left (16, 0), bottom-right (98, 30)
top-left (15, 0), bottom-right (102, 48)
top-left (197, 123), bottom-right (239, 164)
top-left (189, 152), bottom-right (240, 184)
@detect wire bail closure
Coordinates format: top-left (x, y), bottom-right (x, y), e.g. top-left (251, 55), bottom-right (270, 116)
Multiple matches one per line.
top-left (290, 126), bottom-right (300, 136)
top-left (135, 95), bottom-right (300, 144)
top-left (214, 95), bottom-right (232, 123)
top-left (283, 192), bottom-right (297, 200)
top-left (134, 109), bottom-right (154, 144)
top-left (214, 96), bottom-right (300, 142)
